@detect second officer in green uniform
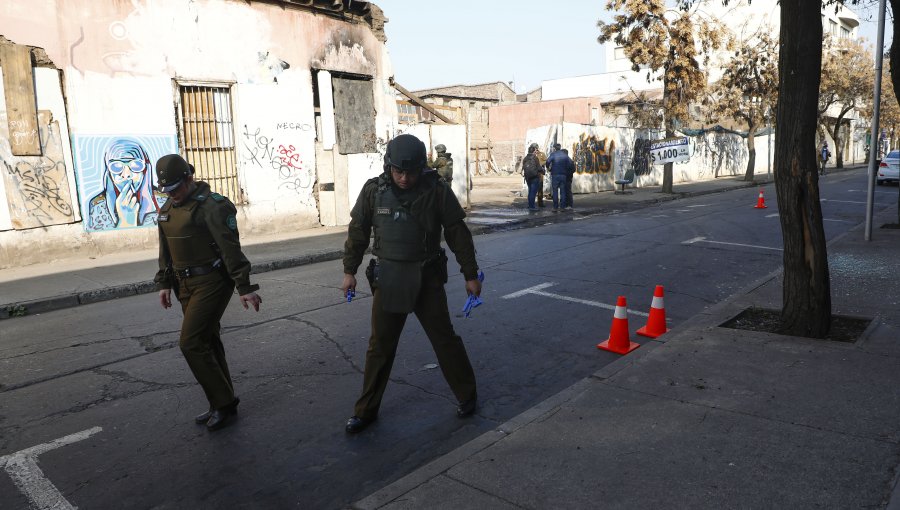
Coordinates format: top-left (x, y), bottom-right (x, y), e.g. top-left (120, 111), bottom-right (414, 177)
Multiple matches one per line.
top-left (154, 154), bottom-right (262, 431)
top-left (340, 134), bottom-right (482, 434)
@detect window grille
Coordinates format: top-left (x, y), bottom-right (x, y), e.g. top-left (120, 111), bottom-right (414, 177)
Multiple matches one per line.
top-left (177, 84), bottom-right (242, 203)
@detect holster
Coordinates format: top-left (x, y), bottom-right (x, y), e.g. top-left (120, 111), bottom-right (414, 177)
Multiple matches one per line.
top-left (424, 248), bottom-right (449, 284)
top-left (364, 258), bottom-right (378, 291)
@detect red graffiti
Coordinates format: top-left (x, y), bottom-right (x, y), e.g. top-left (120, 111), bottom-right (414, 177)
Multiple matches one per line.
top-left (278, 144), bottom-right (303, 170)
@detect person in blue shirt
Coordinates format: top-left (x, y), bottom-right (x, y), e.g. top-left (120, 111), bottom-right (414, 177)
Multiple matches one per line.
top-left (545, 144), bottom-right (574, 210)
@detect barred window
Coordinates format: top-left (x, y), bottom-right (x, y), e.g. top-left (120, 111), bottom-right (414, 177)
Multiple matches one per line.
top-left (176, 83), bottom-right (242, 203)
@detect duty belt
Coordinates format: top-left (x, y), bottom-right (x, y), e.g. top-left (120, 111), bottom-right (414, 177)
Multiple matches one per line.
top-left (174, 259), bottom-right (222, 278)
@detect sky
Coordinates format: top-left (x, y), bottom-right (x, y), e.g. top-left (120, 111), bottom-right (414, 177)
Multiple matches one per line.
top-left (373, 0), bottom-right (893, 94)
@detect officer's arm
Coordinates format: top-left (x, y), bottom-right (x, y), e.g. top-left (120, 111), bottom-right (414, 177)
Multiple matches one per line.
top-left (205, 200), bottom-right (260, 295)
top-left (343, 183), bottom-right (374, 275)
top-left (154, 226), bottom-right (174, 291)
top-left (439, 186), bottom-right (479, 281)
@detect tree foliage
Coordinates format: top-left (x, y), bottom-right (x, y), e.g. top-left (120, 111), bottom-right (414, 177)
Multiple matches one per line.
top-left (709, 29), bottom-right (779, 181)
top-left (597, 0), bottom-right (729, 193)
top-left (818, 36), bottom-right (874, 168)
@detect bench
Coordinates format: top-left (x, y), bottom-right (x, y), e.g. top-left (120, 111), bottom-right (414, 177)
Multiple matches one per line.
top-left (615, 167), bottom-right (635, 194)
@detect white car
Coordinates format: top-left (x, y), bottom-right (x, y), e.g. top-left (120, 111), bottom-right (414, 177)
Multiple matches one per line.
top-left (878, 150), bottom-right (900, 185)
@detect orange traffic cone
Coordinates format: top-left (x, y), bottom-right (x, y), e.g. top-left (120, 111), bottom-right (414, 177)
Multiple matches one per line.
top-left (754, 187), bottom-right (767, 209)
top-left (597, 296), bottom-right (640, 354)
top-left (636, 285), bottom-right (670, 339)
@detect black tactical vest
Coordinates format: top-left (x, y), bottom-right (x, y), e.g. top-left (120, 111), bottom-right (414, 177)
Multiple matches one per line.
top-left (372, 186), bottom-right (431, 262)
top-left (158, 200), bottom-right (218, 268)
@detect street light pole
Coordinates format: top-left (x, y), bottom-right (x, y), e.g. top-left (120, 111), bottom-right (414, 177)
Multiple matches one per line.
top-left (865, 0), bottom-right (887, 241)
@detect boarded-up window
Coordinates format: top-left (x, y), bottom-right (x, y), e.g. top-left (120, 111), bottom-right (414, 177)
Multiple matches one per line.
top-left (332, 76), bottom-right (376, 155)
top-left (0, 44), bottom-right (40, 156)
top-left (177, 84), bottom-right (242, 203)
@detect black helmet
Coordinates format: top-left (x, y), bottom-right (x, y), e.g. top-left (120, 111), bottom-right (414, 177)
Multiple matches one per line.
top-left (156, 154), bottom-right (194, 192)
top-left (385, 134), bottom-right (427, 172)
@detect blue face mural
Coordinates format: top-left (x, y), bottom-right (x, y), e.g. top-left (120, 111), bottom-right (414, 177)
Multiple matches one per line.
top-left (74, 135), bottom-right (175, 232)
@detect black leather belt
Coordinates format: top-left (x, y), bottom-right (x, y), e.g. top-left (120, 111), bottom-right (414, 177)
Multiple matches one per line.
top-left (175, 259), bottom-right (222, 278)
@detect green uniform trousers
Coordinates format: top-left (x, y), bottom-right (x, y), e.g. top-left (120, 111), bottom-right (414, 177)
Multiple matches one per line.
top-left (176, 271), bottom-right (236, 410)
top-left (354, 273), bottom-right (477, 419)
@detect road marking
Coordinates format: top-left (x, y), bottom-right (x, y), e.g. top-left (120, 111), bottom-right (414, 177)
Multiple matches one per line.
top-left (502, 283), bottom-right (649, 317)
top-left (820, 199), bottom-right (867, 204)
top-left (685, 204), bottom-right (712, 208)
top-left (765, 213), bottom-right (779, 218)
top-left (682, 236), bottom-right (781, 251)
top-left (848, 189), bottom-right (893, 194)
top-left (650, 214), bottom-right (668, 218)
top-left (0, 427), bottom-right (102, 510)
top-left (767, 212), bottom-right (850, 223)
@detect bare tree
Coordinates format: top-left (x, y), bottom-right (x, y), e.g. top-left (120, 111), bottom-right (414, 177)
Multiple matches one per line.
top-left (818, 36), bottom-right (874, 168)
top-left (709, 29), bottom-right (779, 181)
top-left (597, 0), bottom-right (728, 193)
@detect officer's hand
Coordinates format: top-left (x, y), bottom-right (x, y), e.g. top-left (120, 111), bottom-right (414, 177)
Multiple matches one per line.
top-left (341, 274), bottom-right (357, 294)
top-left (240, 292), bottom-right (262, 312)
top-left (159, 289), bottom-right (172, 309)
top-left (465, 278), bottom-right (482, 298)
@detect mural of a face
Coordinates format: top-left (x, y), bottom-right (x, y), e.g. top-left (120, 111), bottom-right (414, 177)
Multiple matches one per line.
top-left (107, 149), bottom-right (148, 193)
top-left (98, 139), bottom-right (160, 229)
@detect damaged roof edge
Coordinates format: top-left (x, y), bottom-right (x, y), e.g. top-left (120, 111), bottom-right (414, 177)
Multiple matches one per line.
top-left (249, 0), bottom-right (387, 42)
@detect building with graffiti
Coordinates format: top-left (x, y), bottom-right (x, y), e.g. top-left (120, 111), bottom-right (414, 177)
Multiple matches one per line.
top-left (0, 0), bottom-right (400, 268)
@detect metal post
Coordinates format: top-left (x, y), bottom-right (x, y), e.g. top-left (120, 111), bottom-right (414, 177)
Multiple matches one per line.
top-left (865, 0), bottom-right (887, 241)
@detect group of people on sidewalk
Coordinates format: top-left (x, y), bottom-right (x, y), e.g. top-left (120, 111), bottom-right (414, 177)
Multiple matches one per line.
top-left (153, 133), bottom-right (482, 435)
top-left (522, 143), bottom-right (576, 211)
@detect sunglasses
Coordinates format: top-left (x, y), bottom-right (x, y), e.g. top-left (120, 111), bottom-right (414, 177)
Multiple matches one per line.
top-left (108, 159), bottom-right (146, 174)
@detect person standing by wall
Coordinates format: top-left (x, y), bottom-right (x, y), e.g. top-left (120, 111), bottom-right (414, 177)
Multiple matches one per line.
top-left (154, 154), bottom-right (262, 432)
top-left (340, 134), bottom-right (482, 434)
top-left (522, 144), bottom-right (543, 210)
top-left (545, 143), bottom-right (573, 211)
top-left (534, 143), bottom-right (547, 208)
top-left (819, 141), bottom-right (831, 176)
top-left (562, 148), bottom-right (575, 210)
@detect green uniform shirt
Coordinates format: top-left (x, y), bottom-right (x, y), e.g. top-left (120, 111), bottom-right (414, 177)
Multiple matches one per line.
top-left (154, 181), bottom-right (259, 295)
top-left (343, 172), bottom-right (479, 280)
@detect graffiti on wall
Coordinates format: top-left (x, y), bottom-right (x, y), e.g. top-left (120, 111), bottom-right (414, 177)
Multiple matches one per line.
top-left (74, 135), bottom-right (175, 232)
top-left (632, 138), bottom-right (653, 176)
top-left (241, 125), bottom-right (314, 199)
top-left (572, 134), bottom-right (615, 174)
top-left (0, 111), bottom-right (76, 229)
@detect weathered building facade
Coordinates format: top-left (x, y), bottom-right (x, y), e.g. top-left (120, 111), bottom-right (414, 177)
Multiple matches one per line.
top-left (0, 0), bottom-right (396, 268)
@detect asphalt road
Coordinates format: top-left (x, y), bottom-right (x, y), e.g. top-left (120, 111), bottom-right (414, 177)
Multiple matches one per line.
top-left (0, 169), bottom-right (892, 509)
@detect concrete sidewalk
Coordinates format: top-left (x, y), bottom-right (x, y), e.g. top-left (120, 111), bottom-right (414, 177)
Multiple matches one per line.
top-left (0, 172), bottom-right (774, 319)
top-left (352, 199), bottom-right (900, 509)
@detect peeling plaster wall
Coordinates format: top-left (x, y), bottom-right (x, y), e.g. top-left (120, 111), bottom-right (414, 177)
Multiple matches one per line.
top-left (0, 0), bottom-right (395, 268)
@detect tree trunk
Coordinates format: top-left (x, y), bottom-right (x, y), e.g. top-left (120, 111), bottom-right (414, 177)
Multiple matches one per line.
top-left (831, 114), bottom-right (848, 169)
top-left (662, 129), bottom-right (674, 193)
top-left (890, 0), bottom-right (900, 225)
top-left (774, 0), bottom-right (831, 338)
top-left (745, 122), bottom-right (757, 181)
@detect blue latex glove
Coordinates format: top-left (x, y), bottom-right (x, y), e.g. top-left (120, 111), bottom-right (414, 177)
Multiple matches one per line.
top-left (346, 289), bottom-right (355, 303)
top-left (461, 271), bottom-right (485, 318)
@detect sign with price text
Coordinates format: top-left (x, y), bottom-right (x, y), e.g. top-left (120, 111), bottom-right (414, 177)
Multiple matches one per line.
top-left (649, 137), bottom-right (690, 165)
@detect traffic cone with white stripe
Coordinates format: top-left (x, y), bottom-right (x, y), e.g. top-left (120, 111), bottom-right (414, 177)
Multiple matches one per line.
top-left (754, 187), bottom-right (767, 209)
top-left (636, 285), bottom-right (670, 339)
top-left (597, 296), bottom-right (640, 355)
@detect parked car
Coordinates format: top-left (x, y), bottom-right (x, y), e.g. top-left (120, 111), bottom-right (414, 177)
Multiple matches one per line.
top-left (878, 150), bottom-right (900, 185)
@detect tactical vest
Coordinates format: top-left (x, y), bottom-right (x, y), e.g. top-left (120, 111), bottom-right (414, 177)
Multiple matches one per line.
top-left (372, 186), bottom-right (431, 262)
top-left (158, 200), bottom-right (219, 268)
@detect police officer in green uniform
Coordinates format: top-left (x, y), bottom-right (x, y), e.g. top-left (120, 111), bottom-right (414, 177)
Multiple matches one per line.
top-left (153, 154), bottom-right (262, 431)
top-left (430, 144), bottom-right (453, 183)
top-left (340, 134), bottom-right (481, 434)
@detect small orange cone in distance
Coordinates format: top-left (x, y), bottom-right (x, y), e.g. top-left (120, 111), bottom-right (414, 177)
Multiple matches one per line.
top-left (637, 285), bottom-right (670, 339)
top-left (754, 187), bottom-right (767, 209)
top-left (597, 296), bottom-right (640, 355)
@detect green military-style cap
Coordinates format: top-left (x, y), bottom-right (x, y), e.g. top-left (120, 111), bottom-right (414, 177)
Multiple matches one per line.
top-left (156, 154), bottom-right (194, 192)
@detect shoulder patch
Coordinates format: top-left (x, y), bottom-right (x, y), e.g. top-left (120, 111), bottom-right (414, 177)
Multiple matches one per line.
top-left (211, 193), bottom-right (226, 202)
top-left (226, 215), bottom-right (238, 231)
top-left (195, 194), bottom-right (207, 201)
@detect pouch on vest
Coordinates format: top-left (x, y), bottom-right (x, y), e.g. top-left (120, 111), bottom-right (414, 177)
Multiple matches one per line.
top-left (365, 258), bottom-right (379, 291)
top-left (377, 259), bottom-right (422, 313)
top-left (424, 248), bottom-right (448, 284)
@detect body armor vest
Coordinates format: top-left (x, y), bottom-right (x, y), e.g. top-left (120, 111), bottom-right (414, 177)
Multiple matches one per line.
top-left (372, 186), bottom-right (431, 262)
top-left (159, 200), bottom-right (218, 268)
